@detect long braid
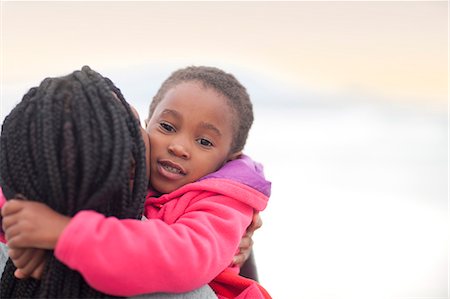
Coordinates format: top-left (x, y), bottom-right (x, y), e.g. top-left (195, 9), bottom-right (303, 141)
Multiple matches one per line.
top-left (105, 77), bottom-right (147, 218)
top-left (18, 92), bottom-right (41, 200)
top-left (41, 78), bottom-right (65, 211)
top-left (0, 66), bottom-right (147, 298)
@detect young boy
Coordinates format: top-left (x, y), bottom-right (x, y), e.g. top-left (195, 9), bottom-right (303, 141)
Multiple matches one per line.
top-left (2, 66), bottom-right (271, 298)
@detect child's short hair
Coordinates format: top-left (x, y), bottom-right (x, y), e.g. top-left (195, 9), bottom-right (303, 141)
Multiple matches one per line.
top-left (0, 66), bottom-right (147, 297)
top-left (148, 66), bottom-right (253, 153)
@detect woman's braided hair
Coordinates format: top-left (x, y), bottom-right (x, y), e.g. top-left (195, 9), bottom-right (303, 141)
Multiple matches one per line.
top-left (0, 66), bottom-right (147, 298)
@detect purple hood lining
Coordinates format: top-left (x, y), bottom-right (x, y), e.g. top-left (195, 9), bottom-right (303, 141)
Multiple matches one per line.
top-left (199, 154), bottom-right (271, 197)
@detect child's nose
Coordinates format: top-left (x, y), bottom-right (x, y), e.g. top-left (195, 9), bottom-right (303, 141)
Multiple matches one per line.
top-left (168, 143), bottom-right (190, 159)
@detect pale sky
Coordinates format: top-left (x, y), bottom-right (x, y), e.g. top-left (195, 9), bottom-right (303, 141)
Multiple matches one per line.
top-left (1, 1), bottom-right (448, 110)
top-left (0, 2), bottom-right (448, 298)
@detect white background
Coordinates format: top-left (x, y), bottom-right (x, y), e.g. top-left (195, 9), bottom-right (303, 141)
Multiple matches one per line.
top-left (1, 2), bottom-right (448, 298)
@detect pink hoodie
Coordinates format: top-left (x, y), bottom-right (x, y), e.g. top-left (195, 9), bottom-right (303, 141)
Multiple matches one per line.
top-left (1, 155), bottom-right (271, 297)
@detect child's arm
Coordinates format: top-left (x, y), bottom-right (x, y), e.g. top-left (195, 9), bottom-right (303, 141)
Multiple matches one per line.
top-left (1, 196), bottom-right (254, 296)
top-left (2, 200), bottom-right (260, 279)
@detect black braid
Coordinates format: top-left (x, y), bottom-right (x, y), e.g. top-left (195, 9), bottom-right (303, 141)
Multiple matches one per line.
top-left (0, 66), bottom-right (147, 298)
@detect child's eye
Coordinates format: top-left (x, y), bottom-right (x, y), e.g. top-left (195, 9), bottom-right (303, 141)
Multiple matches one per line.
top-left (197, 138), bottom-right (213, 147)
top-left (160, 122), bottom-right (175, 132)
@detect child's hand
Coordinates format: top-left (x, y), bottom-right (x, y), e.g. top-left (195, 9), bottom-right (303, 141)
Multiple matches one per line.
top-left (1, 200), bottom-right (70, 249)
top-left (233, 212), bottom-right (262, 267)
top-left (9, 247), bottom-right (46, 280)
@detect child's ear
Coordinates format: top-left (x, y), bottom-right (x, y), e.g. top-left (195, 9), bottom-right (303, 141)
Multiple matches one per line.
top-left (227, 151), bottom-right (242, 162)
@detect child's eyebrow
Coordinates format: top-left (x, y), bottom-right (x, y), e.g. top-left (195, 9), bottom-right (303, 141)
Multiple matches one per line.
top-left (199, 121), bottom-right (222, 137)
top-left (161, 109), bottom-right (181, 119)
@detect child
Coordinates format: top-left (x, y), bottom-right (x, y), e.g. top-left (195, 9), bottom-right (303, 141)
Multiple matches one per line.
top-left (0, 66), bottom-right (220, 299)
top-left (2, 66), bottom-right (271, 298)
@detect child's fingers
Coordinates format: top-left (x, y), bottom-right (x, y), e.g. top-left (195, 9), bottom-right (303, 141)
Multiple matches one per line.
top-left (233, 235), bottom-right (254, 267)
top-left (249, 212), bottom-right (263, 232)
top-left (30, 259), bottom-right (45, 280)
top-left (14, 268), bottom-right (28, 279)
top-left (19, 250), bottom-right (46, 278)
top-left (233, 246), bottom-right (252, 267)
top-left (11, 248), bottom-right (45, 278)
top-left (1, 200), bottom-right (24, 217)
top-left (8, 248), bottom-right (26, 260)
top-left (1, 214), bottom-right (19, 232)
top-left (232, 252), bottom-right (248, 267)
top-left (6, 232), bottom-right (27, 249)
top-left (1, 201), bottom-right (23, 232)
top-left (10, 247), bottom-right (34, 268)
top-left (14, 261), bottom-right (45, 280)
top-left (4, 224), bottom-right (23, 246)
top-left (239, 235), bottom-right (254, 251)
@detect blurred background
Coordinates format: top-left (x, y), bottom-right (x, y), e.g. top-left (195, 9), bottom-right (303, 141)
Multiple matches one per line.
top-left (1, 1), bottom-right (448, 298)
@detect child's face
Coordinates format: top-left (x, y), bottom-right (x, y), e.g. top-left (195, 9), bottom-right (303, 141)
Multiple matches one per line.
top-left (146, 81), bottom-right (238, 194)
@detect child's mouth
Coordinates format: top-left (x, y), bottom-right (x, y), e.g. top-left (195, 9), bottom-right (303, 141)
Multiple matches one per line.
top-left (157, 160), bottom-right (186, 180)
top-left (162, 164), bottom-right (182, 174)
